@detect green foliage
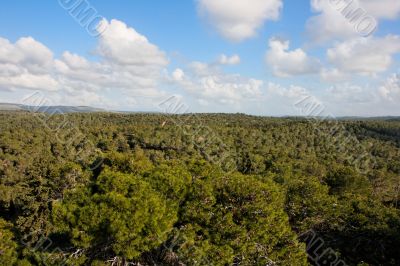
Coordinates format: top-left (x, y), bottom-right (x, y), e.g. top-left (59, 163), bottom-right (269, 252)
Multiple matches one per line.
top-left (330, 195), bottom-right (400, 265)
top-left (176, 173), bottom-right (308, 265)
top-left (52, 169), bottom-right (177, 261)
top-left (325, 166), bottom-right (371, 196)
top-left (1, 112), bottom-right (400, 265)
top-left (142, 162), bottom-right (192, 204)
top-left (285, 176), bottom-right (338, 232)
top-left (0, 218), bottom-right (18, 265)
top-left (103, 148), bottom-right (154, 175)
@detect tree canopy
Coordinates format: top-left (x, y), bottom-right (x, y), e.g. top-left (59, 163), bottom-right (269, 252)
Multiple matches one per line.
top-left (1, 112), bottom-right (400, 265)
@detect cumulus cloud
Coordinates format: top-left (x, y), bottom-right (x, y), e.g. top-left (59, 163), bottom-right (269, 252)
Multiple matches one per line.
top-left (217, 54), bottom-right (241, 65)
top-left (327, 35), bottom-right (400, 75)
top-left (0, 73), bottom-right (59, 91)
top-left (320, 68), bottom-right (349, 82)
top-left (379, 73), bottom-right (400, 101)
top-left (61, 51), bottom-right (91, 70)
top-left (96, 19), bottom-right (168, 66)
top-left (56, 90), bottom-right (118, 109)
top-left (267, 82), bottom-right (309, 99)
top-left (0, 37), bottom-right (59, 91)
top-left (357, 0), bottom-right (400, 19)
top-left (197, 0), bottom-right (283, 41)
top-left (326, 83), bottom-right (375, 103)
top-left (172, 68), bottom-right (185, 81)
top-left (266, 38), bottom-right (320, 77)
top-left (173, 60), bottom-right (263, 104)
top-left (0, 37), bottom-right (53, 68)
top-left (264, 82), bottom-right (315, 116)
top-left (306, 0), bottom-right (400, 43)
top-left (0, 19), bottom-right (169, 106)
top-left (306, 0), bottom-right (365, 43)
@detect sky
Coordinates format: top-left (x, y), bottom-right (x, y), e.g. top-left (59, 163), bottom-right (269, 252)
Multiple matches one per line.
top-left (0, 0), bottom-right (399, 116)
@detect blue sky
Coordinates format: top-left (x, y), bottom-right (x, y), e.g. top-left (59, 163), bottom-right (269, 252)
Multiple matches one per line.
top-left (0, 0), bottom-right (399, 116)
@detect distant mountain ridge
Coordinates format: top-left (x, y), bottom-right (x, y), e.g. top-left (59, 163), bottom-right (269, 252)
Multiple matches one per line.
top-left (1, 103), bottom-right (400, 119)
top-left (0, 103), bottom-right (106, 114)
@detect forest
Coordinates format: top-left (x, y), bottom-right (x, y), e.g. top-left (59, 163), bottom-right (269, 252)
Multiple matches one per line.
top-left (0, 111), bottom-right (400, 266)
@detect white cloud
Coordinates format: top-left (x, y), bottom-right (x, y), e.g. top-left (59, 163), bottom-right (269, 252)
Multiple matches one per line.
top-left (264, 82), bottom-right (315, 116)
top-left (0, 37), bottom-right (58, 91)
top-left (0, 19), bottom-right (170, 106)
top-left (188, 61), bottom-right (218, 77)
top-left (217, 54), bottom-right (241, 65)
top-left (172, 68), bottom-right (185, 82)
top-left (96, 19), bottom-right (168, 66)
top-left (359, 0), bottom-right (400, 19)
top-left (379, 73), bottom-right (400, 101)
top-left (0, 73), bottom-right (59, 91)
top-left (173, 60), bottom-right (263, 104)
top-left (202, 76), bottom-right (263, 104)
top-left (266, 38), bottom-right (320, 77)
top-left (61, 51), bottom-right (91, 70)
top-left (307, 0), bottom-right (363, 43)
top-left (267, 82), bottom-right (309, 99)
top-left (327, 35), bottom-right (400, 75)
top-left (0, 37), bottom-right (53, 68)
top-left (326, 83), bottom-right (374, 103)
top-left (306, 0), bottom-right (400, 43)
top-left (55, 90), bottom-right (118, 109)
top-left (320, 68), bottom-right (349, 82)
top-left (14, 37), bottom-right (54, 71)
top-left (197, 0), bottom-right (283, 41)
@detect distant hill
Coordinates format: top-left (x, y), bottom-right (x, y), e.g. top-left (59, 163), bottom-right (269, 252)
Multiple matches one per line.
top-left (281, 116), bottom-right (400, 121)
top-left (1, 103), bottom-right (399, 119)
top-left (0, 103), bottom-right (25, 111)
top-left (0, 103), bottom-right (106, 114)
top-left (337, 116), bottom-right (400, 121)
